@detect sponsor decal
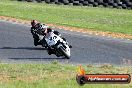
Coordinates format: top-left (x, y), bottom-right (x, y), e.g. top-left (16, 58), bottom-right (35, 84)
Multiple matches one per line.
top-left (76, 66), bottom-right (131, 85)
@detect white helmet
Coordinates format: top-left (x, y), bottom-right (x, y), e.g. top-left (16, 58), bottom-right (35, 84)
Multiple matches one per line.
top-left (42, 25), bottom-right (49, 29)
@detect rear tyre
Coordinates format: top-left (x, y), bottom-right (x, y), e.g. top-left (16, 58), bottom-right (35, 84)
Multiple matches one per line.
top-left (34, 38), bottom-right (39, 46)
top-left (33, 35), bottom-right (40, 46)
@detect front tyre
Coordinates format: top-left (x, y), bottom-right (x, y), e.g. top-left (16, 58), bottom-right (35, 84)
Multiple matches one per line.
top-left (59, 46), bottom-right (70, 59)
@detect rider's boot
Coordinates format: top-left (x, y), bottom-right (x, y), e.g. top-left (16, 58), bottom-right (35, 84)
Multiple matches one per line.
top-left (69, 45), bottom-right (72, 48)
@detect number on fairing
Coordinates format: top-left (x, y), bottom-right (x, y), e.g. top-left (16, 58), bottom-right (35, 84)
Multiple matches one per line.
top-left (49, 35), bottom-right (57, 41)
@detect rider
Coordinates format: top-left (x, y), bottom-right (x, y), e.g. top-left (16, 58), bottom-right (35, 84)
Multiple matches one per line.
top-left (31, 20), bottom-right (62, 46)
top-left (31, 20), bottom-right (42, 46)
top-left (31, 20), bottom-right (48, 36)
top-left (31, 20), bottom-right (72, 55)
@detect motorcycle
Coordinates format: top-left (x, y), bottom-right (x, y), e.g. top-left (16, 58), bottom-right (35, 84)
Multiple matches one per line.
top-left (45, 32), bottom-right (71, 59)
top-left (31, 27), bottom-right (71, 59)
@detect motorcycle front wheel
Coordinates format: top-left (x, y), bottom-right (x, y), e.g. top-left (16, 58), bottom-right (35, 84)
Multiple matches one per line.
top-left (59, 46), bottom-right (70, 59)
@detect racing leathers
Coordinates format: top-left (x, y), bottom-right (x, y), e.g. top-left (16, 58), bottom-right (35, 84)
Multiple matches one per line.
top-left (31, 23), bottom-right (62, 47)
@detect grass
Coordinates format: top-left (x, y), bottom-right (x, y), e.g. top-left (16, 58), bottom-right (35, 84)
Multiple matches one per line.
top-left (0, 0), bottom-right (132, 35)
top-left (0, 62), bottom-right (132, 88)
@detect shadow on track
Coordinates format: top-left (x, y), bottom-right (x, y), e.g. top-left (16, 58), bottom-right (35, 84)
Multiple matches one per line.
top-left (0, 47), bottom-right (47, 50)
top-left (9, 57), bottom-right (66, 60)
top-left (1, 47), bottom-right (69, 60)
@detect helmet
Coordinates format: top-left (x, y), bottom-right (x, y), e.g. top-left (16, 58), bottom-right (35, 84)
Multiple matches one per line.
top-left (46, 28), bottom-right (52, 33)
top-left (43, 25), bottom-right (49, 30)
top-left (35, 23), bottom-right (41, 29)
top-left (31, 20), bottom-right (37, 27)
top-left (35, 23), bottom-right (47, 30)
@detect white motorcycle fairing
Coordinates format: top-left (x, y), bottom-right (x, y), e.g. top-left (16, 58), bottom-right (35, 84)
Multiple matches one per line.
top-left (45, 32), bottom-right (71, 58)
top-left (45, 32), bottom-right (63, 46)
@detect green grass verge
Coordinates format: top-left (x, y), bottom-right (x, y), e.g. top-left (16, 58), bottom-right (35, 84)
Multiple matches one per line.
top-left (0, 61), bottom-right (132, 88)
top-left (0, 0), bottom-right (132, 35)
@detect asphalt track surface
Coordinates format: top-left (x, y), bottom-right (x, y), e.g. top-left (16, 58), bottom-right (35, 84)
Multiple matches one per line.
top-left (0, 20), bottom-right (132, 65)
